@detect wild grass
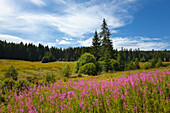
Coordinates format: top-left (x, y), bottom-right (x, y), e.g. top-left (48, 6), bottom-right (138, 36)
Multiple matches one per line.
top-left (0, 59), bottom-right (75, 80)
top-left (0, 70), bottom-right (169, 112)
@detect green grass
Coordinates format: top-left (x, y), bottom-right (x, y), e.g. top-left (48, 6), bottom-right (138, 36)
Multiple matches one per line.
top-left (0, 59), bottom-right (170, 81)
top-left (0, 59), bottom-right (75, 80)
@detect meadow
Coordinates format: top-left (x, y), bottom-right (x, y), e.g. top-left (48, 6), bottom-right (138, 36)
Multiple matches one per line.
top-left (0, 59), bottom-right (170, 112)
top-left (0, 59), bottom-right (75, 80)
top-left (0, 70), bottom-right (169, 112)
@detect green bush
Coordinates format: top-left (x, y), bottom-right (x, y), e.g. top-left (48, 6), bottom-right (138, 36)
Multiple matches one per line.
top-left (144, 63), bottom-right (151, 69)
top-left (42, 56), bottom-right (49, 63)
top-left (61, 64), bottom-right (71, 77)
top-left (4, 65), bottom-right (18, 81)
top-left (78, 63), bottom-right (97, 76)
top-left (45, 73), bottom-right (56, 83)
top-left (26, 76), bottom-right (39, 84)
top-left (150, 58), bottom-right (157, 68)
top-left (75, 53), bottom-right (96, 73)
top-left (14, 79), bottom-right (30, 90)
top-left (1, 78), bottom-right (15, 89)
top-left (156, 58), bottom-right (163, 68)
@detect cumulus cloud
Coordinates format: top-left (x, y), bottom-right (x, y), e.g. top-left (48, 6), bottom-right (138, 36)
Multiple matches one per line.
top-left (112, 36), bottom-right (168, 50)
top-left (78, 38), bottom-right (92, 47)
top-left (0, 34), bottom-right (33, 44)
top-left (0, 0), bottom-right (138, 43)
top-left (58, 40), bottom-right (71, 45)
top-left (62, 37), bottom-right (73, 41)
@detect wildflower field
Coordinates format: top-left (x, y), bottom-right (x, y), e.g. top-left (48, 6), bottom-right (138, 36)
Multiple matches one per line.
top-left (0, 70), bottom-right (169, 113)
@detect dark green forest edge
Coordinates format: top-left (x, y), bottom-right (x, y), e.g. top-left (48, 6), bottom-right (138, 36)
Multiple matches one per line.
top-left (0, 19), bottom-right (170, 74)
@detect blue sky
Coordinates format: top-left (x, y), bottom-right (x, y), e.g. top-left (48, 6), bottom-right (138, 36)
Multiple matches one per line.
top-left (0, 0), bottom-right (169, 50)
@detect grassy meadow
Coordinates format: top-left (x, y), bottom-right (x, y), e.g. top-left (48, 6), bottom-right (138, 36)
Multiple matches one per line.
top-left (0, 59), bottom-right (170, 112)
top-left (0, 59), bottom-right (75, 80)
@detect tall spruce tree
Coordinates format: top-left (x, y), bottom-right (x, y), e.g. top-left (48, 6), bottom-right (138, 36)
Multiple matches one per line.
top-left (91, 30), bottom-right (101, 60)
top-left (100, 18), bottom-right (113, 59)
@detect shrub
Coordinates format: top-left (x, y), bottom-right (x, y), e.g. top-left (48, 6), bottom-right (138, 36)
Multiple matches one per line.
top-left (4, 65), bottom-right (18, 81)
top-left (78, 63), bottom-right (97, 76)
top-left (144, 63), bottom-right (151, 69)
top-left (45, 72), bottom-right (56, 83)
top-left (61, 64), bottom-right (71, 77)
top-left (1, 78), bottom-right (15, 89)
top-left (150, 58), bottom-right (157, 68)
top-left (26, 76), bottom-right (39, 84)
top-left (76, 53), bottom-right (96, 73)
top-left (156, 58), bottom-right (163, 68)
top-left (14, 79), bottom-right (30, 90)
top-left (42, 56), bottom-right (49, 63)
top-left (134, 58), bottom-right (140, 69)
top-left (74, 62), bottom-right (79, 73)
top-left (140, 56), bottom-right (146, 62)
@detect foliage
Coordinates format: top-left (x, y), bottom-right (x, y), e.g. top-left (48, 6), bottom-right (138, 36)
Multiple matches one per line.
top-left (100, 19), bottom-right (113, 59)
top-left (75, 53), bottom-right (96, 73)
top-left (4, 65), bottom-right (18, 81)
top-left (42, 56), bottom-right (49, 63)
top-left (61, 64), bottom-right (71, 77)
top-left (78, 63), bottom-right (97, 76)
top-left (14, 79), bottom-right (30, 90)
top-left (91, 30), bottom-right (101, 60)
top-left (156, 58), bottom-right (163, 68)
top-left (110, 59), bottom-right (119, 71)
top-left (45, 72), bottom-right (56, 83)
top-left (1, 78), bottom-right (15, 89)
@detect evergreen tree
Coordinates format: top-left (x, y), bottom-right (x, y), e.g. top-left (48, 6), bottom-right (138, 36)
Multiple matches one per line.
top-left (91, 30), bottom-right (101, 60)
top-left (100, 19), bottom-right (113, 58)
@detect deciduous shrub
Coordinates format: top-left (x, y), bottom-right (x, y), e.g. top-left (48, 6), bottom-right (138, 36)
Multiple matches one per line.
top-left (156, 58), bottom-right (163, 68)
top-left (61, 64), bottom-right (71, 77)
top-left (45, 73), bottom-right (56, 83)
top-left (75, 53), bottom-right (96, 73)
top-left (78, 63), bottom-right (97, 76)
top-left (4, 65), bottom-right (18, 81)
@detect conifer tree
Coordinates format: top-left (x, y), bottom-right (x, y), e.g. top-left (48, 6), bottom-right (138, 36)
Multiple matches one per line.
top-left (100, 19), bottom-right (113, 58)
top-left (91, 30), bottom-right (101, 60)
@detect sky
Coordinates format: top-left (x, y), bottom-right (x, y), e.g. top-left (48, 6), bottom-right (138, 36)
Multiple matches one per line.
top-left (0, 0), bottom-right (169, 50)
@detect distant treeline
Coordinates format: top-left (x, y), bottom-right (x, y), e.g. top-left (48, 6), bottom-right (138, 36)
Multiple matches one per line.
top-left (0, 40), bottom-right (169, 62)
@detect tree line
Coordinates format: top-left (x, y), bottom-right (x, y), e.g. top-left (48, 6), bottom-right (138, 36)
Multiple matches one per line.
top-left (0, 19), bottom-right (170, 63)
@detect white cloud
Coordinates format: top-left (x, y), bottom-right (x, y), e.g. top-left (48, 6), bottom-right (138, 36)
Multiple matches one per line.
top-left (58, 40), bottom-right (71, 45)
top-left (78, 38), bottom-right (92, 47)
top-left (0, 0), bottom-right (138, 41)
top-left (112, 36), bottom-right (168, 50)
top-left (30, 0), bottom-right (46, 6)
top-left (111, 30), bottom-right (118, 34)
top-left (62, 37), bottom-right (73, 40)
top-left (0, 34), bottom-right (33, 44)
top-left (56, 39), bottom-right (59, 42)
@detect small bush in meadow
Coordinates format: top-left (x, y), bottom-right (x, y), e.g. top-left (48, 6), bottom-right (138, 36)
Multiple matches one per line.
top-left (78, 63), bottom-right (97, 76)
top-left (61, 64), bottom-right (71, 77)
top-left (1, 78), bottom-right (15, 89)
top-left (42, 56), bottom-right (49, 63)
top-left (14, 79), bottom-right (30, 90)
top-left (156, 58), bottom-right (163, 68)
top-left (4, 65), bottom-right (18, 81)
top-left (75, 53), bottom-right (96, 73)
top-left (45, 72), bottom-right (56, 83)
